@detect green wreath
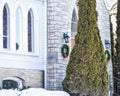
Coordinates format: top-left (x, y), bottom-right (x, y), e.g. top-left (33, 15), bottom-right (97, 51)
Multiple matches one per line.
top-left (105, 50), bottom-right (111, 61)
top-left (61, 44), bottom-right (69, 58)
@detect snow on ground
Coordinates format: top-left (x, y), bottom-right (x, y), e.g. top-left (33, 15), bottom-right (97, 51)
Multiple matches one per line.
top-left (0, 88), bottom-right (70, 96)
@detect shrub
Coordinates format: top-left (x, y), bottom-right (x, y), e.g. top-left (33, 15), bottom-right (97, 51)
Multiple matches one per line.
top-left (62, 0), bottom-right (108, 96)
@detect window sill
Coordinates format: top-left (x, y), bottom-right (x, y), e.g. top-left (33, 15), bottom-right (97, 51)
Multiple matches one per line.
top-left (0, 49), bottom-right (39, 57)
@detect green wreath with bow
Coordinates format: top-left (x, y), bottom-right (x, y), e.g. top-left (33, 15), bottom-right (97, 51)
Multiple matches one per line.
top-left (61, 44), bottom-right (69, 58)
top-left (105, 50), bottom-right (111, 61)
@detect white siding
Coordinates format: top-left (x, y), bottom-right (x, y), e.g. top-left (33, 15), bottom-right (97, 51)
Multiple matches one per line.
top-left (0, 0), bottom-right (47, 70)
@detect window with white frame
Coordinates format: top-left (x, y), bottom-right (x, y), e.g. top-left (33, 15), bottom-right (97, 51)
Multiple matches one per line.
top-left (3, 4), bottom-right (10, 49)
top-left (28, 9), bottom-right (34, 52)
top-left (16, 7), bottom-right (22, 50)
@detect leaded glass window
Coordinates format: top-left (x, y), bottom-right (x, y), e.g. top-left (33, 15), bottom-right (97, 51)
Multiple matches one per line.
top-left (3, 4), bottom-right (10, 49)
top-left (71, 9), bottom-right (77, 37)
top-left (28, 9), bottom-right (34, 52)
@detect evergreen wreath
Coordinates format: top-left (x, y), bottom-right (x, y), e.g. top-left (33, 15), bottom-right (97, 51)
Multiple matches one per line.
top-left (105, 50), bottom-right (111, 61)
top-left (61, 44), bottom-right (69, 58)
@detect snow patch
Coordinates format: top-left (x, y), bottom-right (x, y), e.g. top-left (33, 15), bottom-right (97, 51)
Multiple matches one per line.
top-left (0, 88), bottom-right (70, 96)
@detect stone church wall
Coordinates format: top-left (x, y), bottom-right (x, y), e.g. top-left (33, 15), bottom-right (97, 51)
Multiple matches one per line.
top-left (47, 0), bottom-right (77, 90)
top-left (0, 67), bottom-right (44, 88)
top-left (47, 0), bottom-right (112, 90)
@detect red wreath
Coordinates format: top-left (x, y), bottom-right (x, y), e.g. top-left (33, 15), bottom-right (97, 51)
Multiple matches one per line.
top-left (61, 44), bottom-right (69, 58)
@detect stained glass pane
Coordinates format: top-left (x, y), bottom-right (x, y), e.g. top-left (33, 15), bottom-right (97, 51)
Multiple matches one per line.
top-left (71, 9), bottom-right (77, 37)
top-left (3, 6), bottom-right (8, 49)
top-left (3, 6), bottom-right (7, 36)
top-left (3, 37), bottom-right (7, 48)
top-left (28, 11), bottom-right (32, 52)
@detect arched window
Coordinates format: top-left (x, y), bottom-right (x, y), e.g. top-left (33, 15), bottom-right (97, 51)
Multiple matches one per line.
top-left (71, 9), bottom-right (77, 37)
top-left (3, 4), bottom-right (10, 49)
top-left (16, 7), bottom-right (22, 50)
top-left (28, 9), bottom-right (34, 52)
top-left (71, 9), bottom-right (77, 50)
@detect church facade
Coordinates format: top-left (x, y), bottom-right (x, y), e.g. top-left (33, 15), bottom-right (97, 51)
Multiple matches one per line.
top-left (0, 0), bottom-right (116, 91)
top-left (0, 0), bottom-right (47, 88)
